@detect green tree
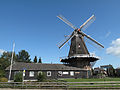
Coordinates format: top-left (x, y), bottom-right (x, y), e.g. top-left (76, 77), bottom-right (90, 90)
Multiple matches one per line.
top-left (0, 70), bottom-right (5, 77)
top-left (0, 52), bottom-right (14, 70)
top-left (14, 72), bottom-right (23, 82)
top-left (33, 56), bottom-right (37, 63)
top-left (37, 72), bottom-right (46, 82)
top-left (1, 52), bottom-right (12, 59)
top-left (0, 52), bottom-right (16, 77)
top-left (1, 52), bottom-right (17, 62)
top-left (0, 58), bottom-right (10, 70)
top-left (0, 52), bottom-right (16, 78)
top-left (38, 57), bottom-right (42, 63)
top-left (17, 50), bottom-right (31, 63)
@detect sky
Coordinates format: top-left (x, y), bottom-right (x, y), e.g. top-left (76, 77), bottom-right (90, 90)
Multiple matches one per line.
top-left (0, 0), bottom-right (120, 68)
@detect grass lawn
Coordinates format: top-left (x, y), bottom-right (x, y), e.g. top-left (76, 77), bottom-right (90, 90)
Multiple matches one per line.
top-left (60, 78), bottom-right (120, 88)
top-left (1, 78), bottom-right (120, 88)
top-left (62, 77), bottom-right (120, 82)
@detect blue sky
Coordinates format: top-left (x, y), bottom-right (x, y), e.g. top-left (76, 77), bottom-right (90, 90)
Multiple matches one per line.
top-left (0, 0), bottom-right (120, 68)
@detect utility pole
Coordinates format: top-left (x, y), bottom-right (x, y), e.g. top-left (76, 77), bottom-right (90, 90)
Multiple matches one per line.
top-left (8, 42), bottom-right (15, 82)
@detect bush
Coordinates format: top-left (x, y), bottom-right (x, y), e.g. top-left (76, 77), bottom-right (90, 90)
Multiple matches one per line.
top-left (0, 70), bottom-right (5, 77)
top-left (0, 77), bottom-right (8, 82)
top-left (37, 72), bottom-right (46, 82)
top-left (14, 72), bottom-right (23, 82)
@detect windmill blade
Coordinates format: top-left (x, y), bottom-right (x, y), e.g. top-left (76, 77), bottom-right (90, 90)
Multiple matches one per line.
top-left (64, 35), bottom-right (71, 46)
top-left (64, 35), bottom-right (71, 38)
top-left (80, 31), bottom-right (104, 48)
top-left (57, 33), bottom-right (75, 49)
top-left (84, 37), bottom-right (102, 49)
top-left (57, 15), bottom-right (77, 30)
top-left (80, 15), bottom-right (96, 31)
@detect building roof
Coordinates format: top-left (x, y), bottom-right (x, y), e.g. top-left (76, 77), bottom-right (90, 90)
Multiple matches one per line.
top-left (100, 64), bottom-right (112, 68)
top-left (5, 62), bottom-right (87, 71)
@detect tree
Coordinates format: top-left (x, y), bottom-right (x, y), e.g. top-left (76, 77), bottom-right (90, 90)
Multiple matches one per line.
top-left (1, 52), bottom-right (12, 60)
top-left (0, 70), bottom-right (5, 77)
top-left (1, 52), bottom-right (17, 62)
top-left (0, 52), bottom-right (17, 78)
top-left (38, 57), bottom-right (42, 63)
top-left (37, 72), bottom-right (46, 82)
top-left (33, 56), bottom-right (37, 63)
top-left (0, 52), bottom-right (17, 79)
top-left (0, 58), bottom-right (10, 70)
top-left (17, 50), bottom-right (31, 63)
top-left (14, 72), bottom-right (23, 82)
top-left (0, 52), bottom-right (14, 70)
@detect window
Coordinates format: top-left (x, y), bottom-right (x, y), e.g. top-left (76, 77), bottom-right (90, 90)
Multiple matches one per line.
top-left (75, 72), bottom-right (80, 74)
top-left (78, 44), bottom-right (81, 48)
top-left (58, 71), bottom-right (62, 76)
top-left (47, 71), bottom-right (51, 76)
top-left (70, 71), bottom-right (74, 76)
top-left (63, 72), bottom-right (69, 74)
top-left (38, 71), bottom-right (43, 75)
top-left (29, 71), bottom-right (34, 77)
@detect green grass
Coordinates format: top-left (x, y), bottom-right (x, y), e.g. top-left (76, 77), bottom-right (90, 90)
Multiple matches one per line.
top-left (63, 77), bottom-right (120, 82)
top-left (59, 78), bottom-right (120, 88)
top-left (1, 78), bottom-right (120, 88)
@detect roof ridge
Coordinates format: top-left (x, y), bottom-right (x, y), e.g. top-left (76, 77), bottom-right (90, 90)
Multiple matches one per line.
top-left (15, 62), bottom-right (62, 65)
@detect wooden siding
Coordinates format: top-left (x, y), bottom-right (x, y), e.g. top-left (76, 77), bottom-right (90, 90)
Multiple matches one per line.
top-left (6, 70), bottom-right (90, 80)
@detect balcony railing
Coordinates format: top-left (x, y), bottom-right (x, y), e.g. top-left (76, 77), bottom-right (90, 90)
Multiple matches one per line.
top-left (60, 53), bottom-right (100, 60)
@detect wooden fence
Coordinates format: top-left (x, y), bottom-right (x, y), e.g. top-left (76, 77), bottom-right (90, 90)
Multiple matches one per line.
top-left (1, 81), bottom-right (120, 89)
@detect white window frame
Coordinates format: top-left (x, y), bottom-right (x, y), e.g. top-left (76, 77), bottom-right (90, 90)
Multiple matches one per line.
top-left (63, 72), bottom-right (69, 74)
top-left (58, 71), bottom-right (62, 76)
top-left (47, 71), bottom-right (51, 77)
top-left (70, 71), bottom-right (74, 76)
top-left (29, 71), bottom-right (34, 77)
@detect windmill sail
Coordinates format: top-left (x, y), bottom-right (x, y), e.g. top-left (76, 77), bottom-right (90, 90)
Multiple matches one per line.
top-left (57, 33), bottom-right (75, 49)
top-left (80, 31), bottom-right (104, 48)
top-left (80, 15), bottom-right (96, 31)
top-left (57, 15), bottom-right (77, 29)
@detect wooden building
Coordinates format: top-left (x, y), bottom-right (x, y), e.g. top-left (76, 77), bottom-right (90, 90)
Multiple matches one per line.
top-left (5, 62), bottom-right (91, 81)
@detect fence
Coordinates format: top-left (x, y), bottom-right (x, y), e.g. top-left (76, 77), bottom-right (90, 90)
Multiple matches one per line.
top-left (1, 81), bottom-right (120, 89)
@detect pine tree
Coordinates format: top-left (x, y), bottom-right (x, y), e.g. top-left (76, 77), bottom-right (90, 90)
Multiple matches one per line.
top-left (17, 50), bottom-right (31, 63)
top-left (38, 57), bottom-right (42, 63)
top-left (33, 56), bottom-right (37, 63)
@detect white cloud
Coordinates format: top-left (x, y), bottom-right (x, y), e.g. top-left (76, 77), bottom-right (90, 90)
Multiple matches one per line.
top-left (106, 38), bottom-right (120, 57)
top-left (0, 49), bottom-right (6, 55)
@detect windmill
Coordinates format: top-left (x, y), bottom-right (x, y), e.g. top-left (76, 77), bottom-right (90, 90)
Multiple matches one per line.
top-left (57, 14), bottom-right (104, 68)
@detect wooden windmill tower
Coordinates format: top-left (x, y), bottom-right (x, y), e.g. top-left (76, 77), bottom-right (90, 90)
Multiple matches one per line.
top-left (57, 15), bottom-right (104, 68)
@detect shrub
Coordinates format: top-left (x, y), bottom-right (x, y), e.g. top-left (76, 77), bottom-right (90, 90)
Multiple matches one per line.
top-left (0, 77), bottom-right (8, 82)
top-left (37, 72), bottom-right (46, 82)
top-left (14, 72), bottom-right (23, 82)
top-left (0, 70), bottom-right (5, 77)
